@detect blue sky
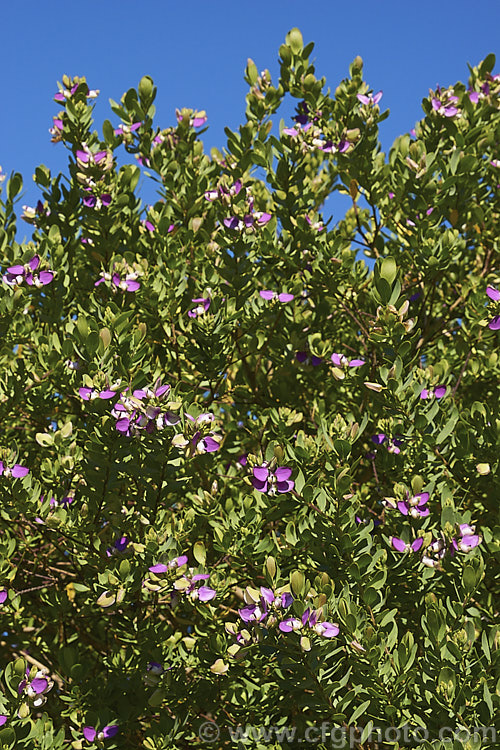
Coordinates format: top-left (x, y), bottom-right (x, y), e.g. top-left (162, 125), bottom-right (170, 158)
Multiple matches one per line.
top-left (2, 0), bottom-right (499, 217)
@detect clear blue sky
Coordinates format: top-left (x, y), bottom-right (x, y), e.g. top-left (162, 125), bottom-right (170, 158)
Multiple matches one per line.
top-left (2, 0), bottom-right (499, 215)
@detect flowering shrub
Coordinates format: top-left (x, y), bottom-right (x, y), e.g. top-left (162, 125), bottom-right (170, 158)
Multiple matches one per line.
top-left (0, 28), bottom-right (499, 750)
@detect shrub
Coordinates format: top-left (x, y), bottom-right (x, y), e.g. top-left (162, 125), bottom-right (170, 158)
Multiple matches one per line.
top-left (0, 28), bottom-right (498, 750)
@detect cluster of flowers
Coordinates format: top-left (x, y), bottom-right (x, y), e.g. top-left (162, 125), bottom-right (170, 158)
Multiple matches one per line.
top-left (95, 261), bottom-right (142, 293)
top-left (145, 555), bottom-right (216, 603)
top-left (204, 177), bottom-right (271, 230)
top-left (75, 143), bottom-right (114, 210)
top-left (430, 85), bottom-right (460, 118)
top-left (2, 255), bottom-right (54, 288)
top-left (282, 99), bottom-right (352, 155)
top-left (391, 524), bottom-right (481, 567)
top-left (226, 587), bottom-right (339, 652)
top-left (132, 109), bottom-right (205, 166)
top-left (204, 178), bottom-right (243, 205)
top-left (79, 380), bottom-right (223, 453)
top-left (80, 380), bottom-right (180, 436)
top-left (49, 77), bottom-right (99, 143)
top-left (468, 71), bottom-right (500, 103)
top-left (136, 129), bottom-right (179, 168)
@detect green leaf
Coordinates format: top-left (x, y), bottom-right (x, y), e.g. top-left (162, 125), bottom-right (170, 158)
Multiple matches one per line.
top-left (139, 75), bottom-right (154, 101)
top-left (285, 27), bottom-right (303, 54)
top-left (349, 699), bottom-right (370, 725)
top-left (7, 172), bottom-right (22, 201)
top-left (290, 570), bottom-right (304, 597)
top-left (193, 541), bottom-right (206, 565)
top-left (462, 565), bottom-right (476, 593)
top-left (285, 522), bottom-right (298, 546)
top-left (245, 59), bottom-right (258, 85)
top-left (380, 257), bottom-right (397, 284)
top-left (436, 414), bottom-right (458, 444)
top-left (76, 316), bottom-right (89, 339)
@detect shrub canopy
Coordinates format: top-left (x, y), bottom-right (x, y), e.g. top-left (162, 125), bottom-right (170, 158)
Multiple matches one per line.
top-left (0, 27), bottom-right (499, 750)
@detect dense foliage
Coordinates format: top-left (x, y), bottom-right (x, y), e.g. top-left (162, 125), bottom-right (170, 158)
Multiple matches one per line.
top-left (0, 28), bottom-right (499, 750)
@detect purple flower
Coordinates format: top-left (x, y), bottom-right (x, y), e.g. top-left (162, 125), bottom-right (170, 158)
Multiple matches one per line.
top-left (390, 536), bottom-right (424, 553)
top-left (451, 524), bottom-right (482, 554)
top-left (251, 464), bottom-right (294, 495)
top-left (176, 108), bottom-right (207, 128)
top-left (54, 83), bottom-right (78, 101)
top-left (82, 192), bottom-right (112, 210)
top-left (0, 461), bottom-right (29, 479)
top-left (486, 285), bottom-right (500, 330)
top-left (112, 382), bottom-right (178, 436)
top-left (370, 434), bottom-right (403, 454)
top-left (331, 353), bottom-right (365, 368)
top-left (49, 116), bottom-right (64, 142)
top-left (4, 255), bottom-right (53, 287)
top-left (0, 716), bottom-right (7, 726)
top-left (431, 90), bottom-right (459, 118)
top-left (305, 215), bottom-right (324, 232)
top-left (188, 296), bottom-right (211, 318)
top-left (79, 386), bottom-right (120, 401)
top-left (357, 90), bottom-right (383, 106)
top-left (174, 573), bottom-right (216, 602)
top-left (313, 137), bottom-right (349, 154)
top-left (83, 725), bottom-right (118, 742)
top-left (106, 535), bottom-right (130, 557)
top-left (18, 667), bottom-right (53, 708)
top-left (47, 494), bottom-right (74, 510)
top-left (76, 148), bottom-right (108, 166)
top-left (172, 413), bottom-right (221, 454)
top-left (149, 555), bottom-right (188, 574)
top-left (239, 587), bottom-right (293, 624)
top-left (147, 661), bottom-right (165, 675)
top-left (191, 431), bottom-right (221, 454)
top-left (205, 180), bottom-right (242, 202)
top-left (114, 122), bottom-right (141, 136)
top-left (396, 492), bottom-right (430, 519)
top-left (279, 607), bottom-right (339, 639)
top-left (259, 290), bottom-right (294, 303)
top-left (0, 589), bottom-right (7, 604)
top-left (22, 200), bottom-right (51, 225)
top-left (95, 269), bottom-right (140, 292)
top-left (224, 212), bottom-right (271, 231)
top-left (296, 351), bottom-right (322, 366)
top-left (420, 386), bottom-right (447, 399)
